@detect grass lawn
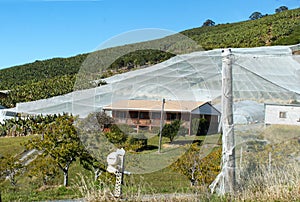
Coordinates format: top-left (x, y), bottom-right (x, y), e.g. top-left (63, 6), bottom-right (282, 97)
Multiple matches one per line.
top-left (0, 134), bottom-right (202, 201)
top-left (0, 136), bottom-right (32, 157)
top-left (1, 125), bottom-right (298, 201)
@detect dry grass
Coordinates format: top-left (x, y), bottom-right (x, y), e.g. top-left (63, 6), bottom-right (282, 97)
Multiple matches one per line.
top-left (73, 174), bottom-right (117, 202)
top-left (73, 173), bottom-right (217, 202)
top-left (74, 125), bottom-right (300, 202)
top-left (74, 163), bottom-right (300, 202)
top-left (262, 125), bottom-right (300, 144)
top-left (233, 124), bottom-right (300, 201)
top-left (236, 162), bottom-right (300, 202)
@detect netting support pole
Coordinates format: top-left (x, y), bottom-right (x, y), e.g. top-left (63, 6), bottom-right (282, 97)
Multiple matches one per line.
top-left (158, 98), bottom-right (165, 153)
top-left (221, 49), bottom-right (236, 194)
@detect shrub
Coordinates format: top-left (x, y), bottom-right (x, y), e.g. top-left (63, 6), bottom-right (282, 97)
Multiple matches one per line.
top-left (172, 144), bottom-right (221, 186)
top-left (103, 124), bottom-right (128, 145)
top-left (160, 120), bottom-right (181, 142)
top-left (192, 118), bottom-right (209, 136)
top-left (125, 133), bottom-right (148, 152)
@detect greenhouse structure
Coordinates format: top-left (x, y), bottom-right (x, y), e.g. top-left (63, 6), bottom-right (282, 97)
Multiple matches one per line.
top-left (14, 44), bottom-right (300, 121)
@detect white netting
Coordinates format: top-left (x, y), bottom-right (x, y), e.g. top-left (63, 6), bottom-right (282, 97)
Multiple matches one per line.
top-left (16, 45), bottom-right (300, 117)
top-left (15, 45), bottom-right (300, 193)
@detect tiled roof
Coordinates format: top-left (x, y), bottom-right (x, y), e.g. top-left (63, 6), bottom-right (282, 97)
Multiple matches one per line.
top-left (103, 100), bottom-right (206, 112)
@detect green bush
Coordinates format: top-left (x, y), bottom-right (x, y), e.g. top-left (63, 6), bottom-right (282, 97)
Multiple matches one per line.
top-left (103, 124), bottom-right (128, 145)
top-left (172, 144), bottom-right (221, 185)
top-left (160, 120), bottom-right (181, 142)
top-left (192, 118), bottom-right (209, 136)
top-left (125, 133), bottom-right (148, 152)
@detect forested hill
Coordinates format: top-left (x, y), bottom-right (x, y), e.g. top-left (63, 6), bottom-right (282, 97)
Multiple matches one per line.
top-left (0, 8), bottom-right (300, 108)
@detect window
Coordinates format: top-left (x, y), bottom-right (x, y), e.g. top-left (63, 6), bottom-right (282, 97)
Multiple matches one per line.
top-left (167, 113), bottom-right (177, 120)
top-left (151, 112), bottom-right (161, 119)
top-left (129, 111), bottom-right (138, 119)
top-left (279, 111), bottom-right (287, 118)
top-left (4, 111), bottom-right (17, 117)
top-left (116, 111), bottom-right (126, 119)
top-left (140, 112), bottom-right (149, 119)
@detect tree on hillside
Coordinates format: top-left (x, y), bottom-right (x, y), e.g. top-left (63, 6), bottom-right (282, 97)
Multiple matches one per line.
top-left (96, 112), bottom-right (114, 131)
top-left (275, 6), bottom-right (288, 13)
top-left (79, 150), bottom-right (106, 181)
top-left (249, 12), bottom-right (263, 20)
top-left (0, 154), bottom-right (23, 186)
top-left (25, 114), bottom-right (85, 186)
top-left (172, 144), bottom-right (221, 186)
top-left (27, 155), bottom-right (59, 186)
top-left (202, 19), bottom-right (215, 27)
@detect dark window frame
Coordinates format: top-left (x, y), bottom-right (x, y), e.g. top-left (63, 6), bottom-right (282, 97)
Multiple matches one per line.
top-left (279, 111), bottom-right (287, 118)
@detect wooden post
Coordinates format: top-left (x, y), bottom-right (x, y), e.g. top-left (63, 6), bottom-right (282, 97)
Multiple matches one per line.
top-left (221, 49), bottom-right (236, 193)
top-left (158, 98), bottom-right (165, 153)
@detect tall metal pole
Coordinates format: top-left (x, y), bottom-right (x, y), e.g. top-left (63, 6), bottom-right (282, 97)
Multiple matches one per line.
top-left (221, 49), bottom-right (236, 193)
top-left (158, 98), bottom-right (165, 153)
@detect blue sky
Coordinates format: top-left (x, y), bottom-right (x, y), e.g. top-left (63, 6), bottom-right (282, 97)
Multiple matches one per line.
top-left (0, 0), bottom-right (299, 69)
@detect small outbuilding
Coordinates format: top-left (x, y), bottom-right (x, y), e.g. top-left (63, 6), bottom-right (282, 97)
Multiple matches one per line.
top-left (264, 103), bottom-right (300, 126)
top-left (103, 100), bottom-right (221, 135)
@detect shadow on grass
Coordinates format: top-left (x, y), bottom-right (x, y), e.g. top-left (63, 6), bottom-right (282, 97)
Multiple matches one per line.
top-left (170, 139), bottom-right (202, 145)
top-left (141, 145), bottom-right (158, 151)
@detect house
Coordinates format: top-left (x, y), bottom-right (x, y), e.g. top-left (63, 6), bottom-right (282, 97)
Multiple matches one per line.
top-left (264, 103), bottom-right (300, 126)
top-left (103, 100), bottom-right (221, 135)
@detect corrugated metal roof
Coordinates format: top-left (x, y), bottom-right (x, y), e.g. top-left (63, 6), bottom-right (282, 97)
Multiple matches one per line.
top-left (103, 100), bottom-right (206, 112)
top-left (192, 103), bottom-right (221, 116)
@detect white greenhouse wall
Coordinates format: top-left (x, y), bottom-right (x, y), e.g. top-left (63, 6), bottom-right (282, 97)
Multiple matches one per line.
top-left (265, 104), bottom-right (300, 126)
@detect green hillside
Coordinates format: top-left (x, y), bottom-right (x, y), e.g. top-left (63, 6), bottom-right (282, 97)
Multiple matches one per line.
top-left (182, 8), bottom-right (300, 48)
top-left (0, 8), bottom-right (300, 107)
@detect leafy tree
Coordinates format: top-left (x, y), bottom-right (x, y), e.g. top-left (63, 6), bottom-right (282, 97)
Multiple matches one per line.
top-left (96, 112), bottom-right (114, 131)
top-left (0, 154), bottom-right (23, 186)
top-left (249, 12), bottom-right (263, 20)
top-left (25, 114), bottom-right (85, 186)
top-left (202, 19), bottom-right (215, 27)
top-left (275, 6), bottom-right (288, 13)
top-left (79, 150), bottom-right (106, 181)
top-left (124, 133), bottom-right (148, 152)
top-left (172, 144), bottom-right (221, 185)
top-left (104, 124), bottom-right (128, 145)
top-left (160, 119), bottom-right (181, 142)
top-left (27, 155), bottom-right (59, 186)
